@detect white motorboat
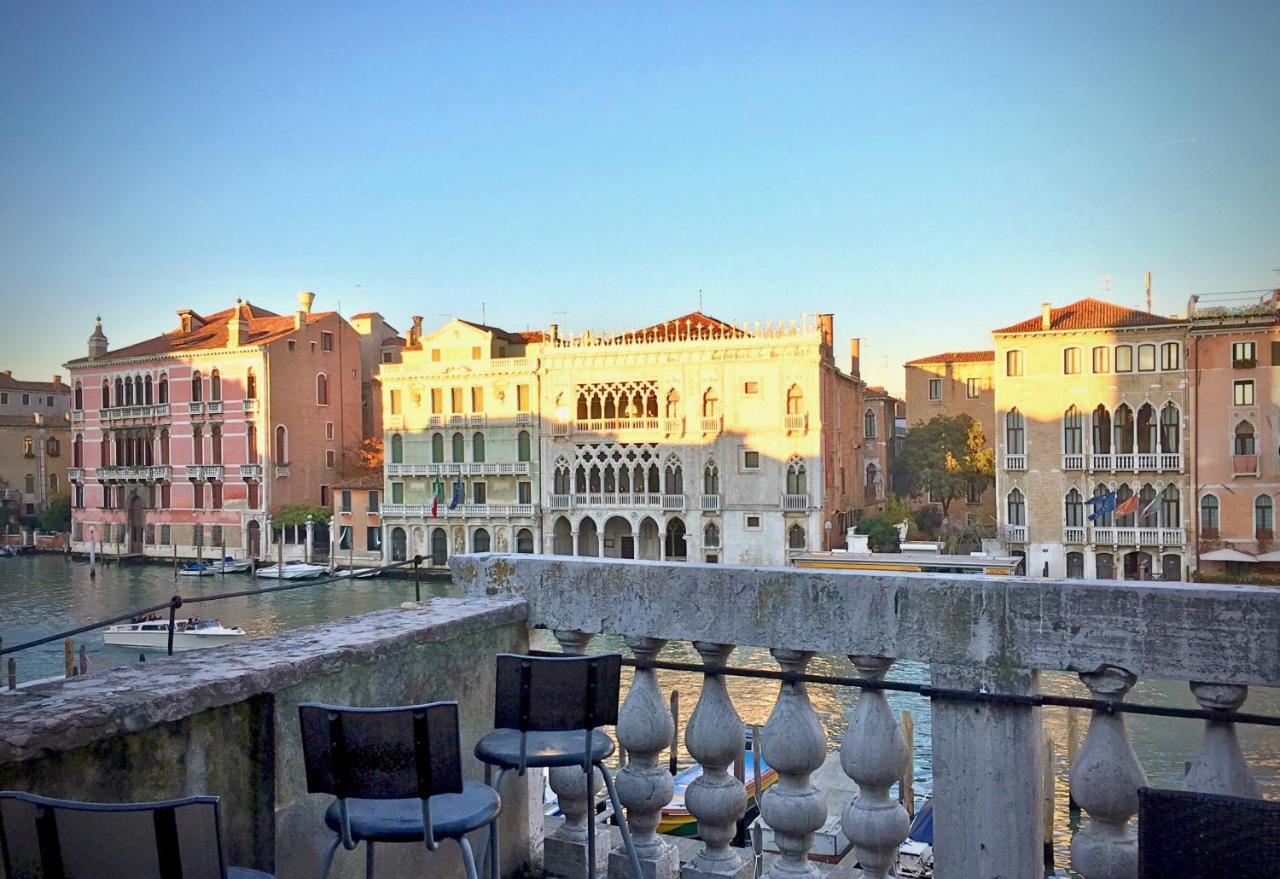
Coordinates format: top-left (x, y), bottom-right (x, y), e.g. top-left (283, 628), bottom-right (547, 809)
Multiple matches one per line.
top-left (331, 567), bottom-right (382, 579)
top-left (179, 557), bottom-right (252, 576)
top-left (102, 617), bottom-right (246, 651)
top-left (254, 562), bottom-right (328, 580)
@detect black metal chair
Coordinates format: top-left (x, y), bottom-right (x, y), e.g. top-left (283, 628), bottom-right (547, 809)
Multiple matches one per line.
top-left (1138, 785), bottom-right (1280, 878)
top-left (0, 789), bottom-right (274, 878)
top-left (298, 699), bottom-right (500, 879)
top-left (474, 652), bottom-right (643, 879)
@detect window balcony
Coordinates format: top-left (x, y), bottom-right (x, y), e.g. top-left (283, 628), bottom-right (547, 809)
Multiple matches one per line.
top-left (384, 414), bottom-right (404, 430)
top-left (146, 466), bottom-right (172, 482)
top-left (239, 464), bottom-right (263, 480)
top-left (274, 464), bottom-right (291, 478)
top-left (70, 410), bottom-right (84, 423)
top-left (661, 493), bottom-right (686, 511)
top-left (1114, 453), bottom-right (1136, 470)
top-left (185, 465), bottom-right (224, 481)
top-left (1004, 524), bottom-right (1028, 543)
top-left (189, 401), bottom-right (204, 415)
top-left (1091, 453), bottom-right (1113, 471)
top-left (783, 413), bottom-right (808, 434)
top-left (699, 493), bottom-right (721, 511)
top-left (100, 404), bottom-right (169, 423)
top-left (514, 412), bottom-right (533, 426)
top-left (1233, 454), bottom-right (1259, 476)
top-left (781, 493), bottom-right (809, 511)
top-left (448, 414), bottom-right (467, 427)
top-left (242, 398), bottom-right (258, 414)
top-left (662, 417), bottom-right (685, 437)
top-left (98, 465), bottom-right (150, 483)
top-left (67, 467), bottom-right (84, 483)
top-left (1064, 526), bottom-right (1086, 544)
top-left (1090, 527), bottom-right (1186, 546)
top-left (549, 494), bottom-right (572, 510)
top-left (551, 420), bottom-right (570, 437)
top-left (427, 415), bottom-right (445, 428)
top-left (574, 417), bottom-right (662, 434)
top-left (700, 415), bottom-right (722, 435)
top-left (469, 414), bottom-right (488, 428)
top-left (573, 493), bottom-right (662, 508)
top-left (1062, 454), bottom-right (1085, 471)
top-left (1004, 454), bottom-right (1027, 471)
top-left (206, 401), bottom-right (224, 415)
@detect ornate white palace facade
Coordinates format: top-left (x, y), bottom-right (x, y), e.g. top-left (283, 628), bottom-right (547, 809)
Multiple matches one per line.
top-left (378, 311), bottom-right (867, 567)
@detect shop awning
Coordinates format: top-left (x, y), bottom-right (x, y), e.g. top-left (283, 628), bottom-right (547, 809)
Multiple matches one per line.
top-left (1199, 548), bottom-right (1258, 563)
top-left (1251, 550), bottom-right (1280, 562)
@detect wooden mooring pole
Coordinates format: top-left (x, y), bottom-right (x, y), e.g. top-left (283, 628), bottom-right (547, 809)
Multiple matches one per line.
top-left (63, 638), bottom-right (74, 678)
top-left (668, 690), bottom-right (680, 774)
top-left (899, 710), bottom-right (916, 818)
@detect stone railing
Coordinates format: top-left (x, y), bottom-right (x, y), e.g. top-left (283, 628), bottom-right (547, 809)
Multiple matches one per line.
top-left (451, 554), bottom-right (1280, 879)
top-left (781, 492), bottom-right (809, 511)
top-left (385, 462), bottom-right (532, 478)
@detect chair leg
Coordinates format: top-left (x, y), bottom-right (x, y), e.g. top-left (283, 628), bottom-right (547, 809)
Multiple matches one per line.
top-left (366, 840), bottom-right (374, 879)
top-left (319, 836), bottom-right (341, 879)
top-left (485, 766), bottom-right (507, 879)
top-left (587, 764), bottom-right (597, 879)
top-left (458, 835), bottom-right (481, 879)
top-left (599, 762), bottom-right (644, 879)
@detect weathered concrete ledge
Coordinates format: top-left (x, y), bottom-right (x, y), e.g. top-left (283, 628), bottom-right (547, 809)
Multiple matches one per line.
top-left (0, 596), bottom-right (526, 766)
top-left (451, 554), bottom-right (1280, 686)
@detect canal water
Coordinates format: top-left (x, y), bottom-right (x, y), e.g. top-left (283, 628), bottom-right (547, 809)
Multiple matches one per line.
top-left (3, 554), bottom-right (1277, 873)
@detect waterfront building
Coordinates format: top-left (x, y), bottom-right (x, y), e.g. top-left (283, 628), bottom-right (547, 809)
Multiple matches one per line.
top-left (0, 372), bottom-right (72, 520)
top-left (861, 384), bottom-right (902, 516)
top-left (1187, 290), bottom-right (1280, 573)
top-left (331, 472), bottom-right (385, 566)
top-left (993, 298), bottom-right (1190, 579)
top-left (348, 312), bottom-right (404, 439)
top-left (377, 317), bottom-right (542, 565)
top-left (903, 350), bottom-right (997, 529)
top-left (63, 293), bottom-right (363, 560)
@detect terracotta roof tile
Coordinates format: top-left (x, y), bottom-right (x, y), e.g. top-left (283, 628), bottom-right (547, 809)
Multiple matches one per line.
top-left (994, 298), bottom-right (1185, 334)
top-left (905, 350), bottom-right (995, 365)
top-left (0, 373), bottom-right (69, 393)
top-left (455, 319), bottom-right (533, 346)
top-left (332, 472), bottom-right (384, 490)
top-left (0, 414), bottom-right (70, 429)
top-left (628, 311), bottom-right (747, 339)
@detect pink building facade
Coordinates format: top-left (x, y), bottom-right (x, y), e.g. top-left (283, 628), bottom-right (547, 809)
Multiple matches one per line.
top-left (64, 294), bottom-right (362, 560)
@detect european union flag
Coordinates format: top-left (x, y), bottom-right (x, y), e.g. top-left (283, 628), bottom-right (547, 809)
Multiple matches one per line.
top-left (1085, 491), bottom-right (1117, 522)
top-left (448, 478), bottom-right (463, 510)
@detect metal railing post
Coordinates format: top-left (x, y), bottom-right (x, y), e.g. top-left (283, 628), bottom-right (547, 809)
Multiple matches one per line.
top-left (413, 555), bottom-right (422, 602)
top-left (166, 595), bottom-right (182, 656)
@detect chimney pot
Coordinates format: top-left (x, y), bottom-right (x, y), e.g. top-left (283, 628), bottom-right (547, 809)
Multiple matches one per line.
top-left (52, 375), bottom-right (61, 386)
top-left (298, 291), bottom-right (315, 314)
top-left (550, 323), bottom-right (560, 342)
top-left (849, 338), bottom-right (862, 378)
top-left (818, 313), bottom-right (834, 351)
top-left (1040, 302), bottom-right (1052, 330)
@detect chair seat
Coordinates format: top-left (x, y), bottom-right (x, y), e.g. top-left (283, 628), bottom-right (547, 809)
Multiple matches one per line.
top-left (474, 728), bottom-right (615, 769)
top-left (228, 869), bottom-right (276, 879)
top-left (323, 781), bottom-right (500, 843)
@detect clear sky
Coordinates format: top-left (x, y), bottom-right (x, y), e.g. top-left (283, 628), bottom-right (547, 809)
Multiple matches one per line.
top-left (2, 1), bottom-right (1278, 394)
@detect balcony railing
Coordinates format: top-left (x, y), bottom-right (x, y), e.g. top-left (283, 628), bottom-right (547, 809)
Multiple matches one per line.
top-left (783, 413), bottom-right (808, 434)
top-left (205, 401), bottom-right (224, 415)
top-left (97, 465), bottom-right (151, 483)
top-left (514, 412), bottom-right (533, 426)
top-left (242, 398), bottom-right (259, 414)
top-left (238, 464), bottom-right (263, 479)
top-left (1005, 524), bottom-right (1028, 542)
top-left (699, 415), bottom-right (722, 434)
top-left (385, 462), bottom-right (532, 478)
top-left (274, 464), bottom-right (290, 478)
top-left (1090, 527), bottom-right (1186, 546)
top-left (662, 417), bottom-right (685, 436)
top-left (1091, 453), bottom-right (1113, 470)
top-left (549, 494), bottom-right (572, 510)
top-left (574, 417), bottom-right (662, 434)
top-left (1062, 453), bottom-right (1085, 470)
top-left (379, 503), bottom-right (539, 519)
top-left (146, 465), bottom-right (172, 482)
top-left (699, 493), bottom-right (721, 511)
top-left (100, 404), bottom-right (170, 423)
top-left (781, 493), bottom-right (809, 511)
top-left (384, 414), bottom-right (404, 430)
top-left (1233, 454), bottom-right (1259, 476)
top-left (661, 493), bottom-right (686, 511)
top-left (448, 415), bottom-right (467, 427)
top-left (573, 492), bottom-right (662, 508)
top-left (70, 410), bottom-right (84, 423)
top-left (185, 465), bottom-right (224, 481)
top-left (1087, 452), bottom-right (1182, 473)
top-left (453, 554), bottom-right (1280, 879)
top-left (1114, 453), bottom-right (1135, 470)
top-left (67, 467), bottom-right (84, 482)
top-left (468, 414), bottom-right (487, 428)
top-left (1005, 454), bottom-right (1027, 470)
top-left (189, 401), bottom-right (204, 415)
top-left (551, 420), bottom-right (570, 437)
top-left (1064, 526), bottom-right (1086, 543)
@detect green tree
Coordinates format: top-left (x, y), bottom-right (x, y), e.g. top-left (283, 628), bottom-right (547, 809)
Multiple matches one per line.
top-left (893, 414), bottom-right (995, 519)
top-left (856, 515), bottom-right (901, 552)
top-left (37, 495), bottom-right (71, 533)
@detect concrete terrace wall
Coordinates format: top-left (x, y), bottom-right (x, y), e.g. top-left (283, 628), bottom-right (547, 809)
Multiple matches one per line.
top-left (0, 597), bottom-right (531, 879)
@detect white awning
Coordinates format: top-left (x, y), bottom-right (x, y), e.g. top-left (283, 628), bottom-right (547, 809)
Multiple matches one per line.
top-left (1199, 548), bottom-right (1258, 563)
top-left (1252, 550), bottom-right (1280, 562)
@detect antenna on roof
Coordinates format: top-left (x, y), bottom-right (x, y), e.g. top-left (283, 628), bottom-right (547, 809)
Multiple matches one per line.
top-left (1100, 275), bottom-right (1112, 295)
top-left (698, 289), bottom-right (703, 312)
top-left (481, 301), bottom-right (486, 326)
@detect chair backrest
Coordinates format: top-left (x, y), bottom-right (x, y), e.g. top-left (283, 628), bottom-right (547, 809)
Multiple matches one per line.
top-left (297, 701), bottom-right (463, 801)
top-left (0, 790), bottom-right (227, 879)
top-left (493, 653), bottom-right (622, 732)
top-left (1138, 785), bottom-right (1280, 877)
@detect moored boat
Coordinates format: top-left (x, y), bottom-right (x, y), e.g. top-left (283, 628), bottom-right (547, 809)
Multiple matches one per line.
top-left (102, 617), bottom-right (247, 651)
top-left (331, 567), bottom-right (382, 579)
top-left (254, 562), bottom-right (328, 580)
top-left (179, 557), bottom-right (252, 576)
top-left (657, 741), bottom-right (778, 836)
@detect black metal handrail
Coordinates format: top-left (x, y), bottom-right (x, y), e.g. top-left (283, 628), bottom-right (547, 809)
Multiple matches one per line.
top-left (1, 556), bottom-right (430, 659)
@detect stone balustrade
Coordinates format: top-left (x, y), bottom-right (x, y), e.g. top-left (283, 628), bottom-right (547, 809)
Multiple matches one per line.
top-left (452, 554), bottom-right (1280, 879)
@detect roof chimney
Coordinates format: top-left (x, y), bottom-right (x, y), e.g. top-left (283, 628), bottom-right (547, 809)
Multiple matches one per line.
top-left (849, 338), bottom-right (861, 378)
top-left (818, 313), bottom-right (834, 353)
top-left (549, 323), bottom-right (560, 343)
top-left (87, 316), bottom-right (108, 360)
top-left (407, 315), bottom-right (424, 347)
top-left (1040, 301), bottom-right (1052, 331)
top-left (228, 299), bottom-right (250, 348)
top-left (52, 375), bottom-right (62, 387)
top-left (295, 291), bottom-right (314, 330)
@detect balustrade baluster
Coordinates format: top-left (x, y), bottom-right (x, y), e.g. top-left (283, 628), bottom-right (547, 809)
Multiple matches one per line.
top-left (611, 637), bottom-right (679, 879)
top-left (546, 630), bottom-right (607, 879)
top-left (682, 642), bottom-right (749, 879)
top-left (1184, 682), bottom-right (1261, 797)
top-left (1070, 665), bottom-right (1146, 879)
top-left (840, 656), bottom-right (909, 879)
top-left (760, 649), bottom-right (826, 879)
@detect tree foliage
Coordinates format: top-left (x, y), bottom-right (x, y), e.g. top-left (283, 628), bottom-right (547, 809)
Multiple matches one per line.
top-left (893, 414), bottom-right (995, 517)
top-left (270, 504), bottom-right (333, 527)
top-left (856, 515), bottom-right (901, 552)
top-left (37, 495), bottom-right (71, 532)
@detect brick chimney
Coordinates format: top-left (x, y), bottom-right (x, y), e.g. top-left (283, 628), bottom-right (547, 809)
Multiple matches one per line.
top-left (818, 313), bottom-right (834, 353)
top-left (849, 338), bottom-right (861, 378)
top-left (87, 316), bottom-right (108, 360)
top-left (295, 291), bottom-right (314, 330)
top-left (1040, 302), bottom-right (1052, 330)
top-left (51, 375), bottom-right (62, 387)
top-left (228, 299), bottom-right (250, 348)
top-left (549, 323), bottom-right (560, 343)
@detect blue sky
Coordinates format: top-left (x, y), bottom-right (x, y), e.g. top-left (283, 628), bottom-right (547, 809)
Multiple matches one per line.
top-left (2, 1), bottom-right (1278, 393)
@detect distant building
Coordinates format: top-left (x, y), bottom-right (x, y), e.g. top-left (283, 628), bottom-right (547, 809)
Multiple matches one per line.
top-left (331, 472), bottom-right (385, 566)
top-left (0, 371), bottom-right (72, 521)
top-left (992, 298), bottom-right (1190, 579)
top-left (63, 293), bottom-right (363, 560)
top-left (903, 350), bottom-right (996, 529)
top-left (348, 312), bottom-right (404, 439)
top-left (861, 384), bottom-right (902, 516)
top-left (1187, 290), bottom-right (1280, 573)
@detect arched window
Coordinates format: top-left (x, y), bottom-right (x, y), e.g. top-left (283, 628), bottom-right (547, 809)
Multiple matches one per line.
top-left (210, 369), bottom-right (221, 401)
top-left (1136, 404), bottom-right (1157, 454)
top-left (247, 425), bottom-right (257, 462)
top-left (1138, 484), bottom-right (1158, 527)
top-left (704, 522), bottom-right (720, 548)
top-left (786, 457), bottom-right (807, 495)
top-left (1113, 405), bottom-right (1134, 454)
top-left (157, 374), bottom-right (168, 405)
top-left (211, 425), bottom-right (222, 465)
top-left (702, 388), bottom-right (719, 418)
top-left (316, 373), bottom-right (328, 406)
top-left (703, 460), bottom-right (719, 495)
top-left (1137, 343), bottom-right (1156, 372)
top-left (1161, 341), bottom-right (1181, 371)
top-left (22, 436), bottom-right (33, 457)
top-left (1115, 345), bottom-right (1134, 373)
top-left (864, 408), bottom-right (877, 439)
top-left (190, 371), bottom-right (202, 402)
top-left (516, 528), bottom-right (534, 554)
top-left (49, 473), bottom-right (58, 493)
top-left (1063, 347), bottom-right (1082, 375)
top-left (1064, 488), bottom-right (1083, 527)
top-left (101, 379), bottom-right (110, 410)
top-left (1200, 495), bottom-right (1220, 533)
top-left (246, 368), bottom-right (257, 399)
top-left (73, 434), bottom-right (83, 467)
top-left (1006, 408), bottom-right (1025, 455)
top-left (73, 382), bottom-right (83, 410)
top-left (788, 523), bottom-right (806, 550)
top-left (452, 432), bottom-right (465, 463)
top-left (1162, 485), bottom-right (1181, 528)
top-left (664, 457), bottom-right (683, 495)
top-left (1116, 484), bottom-right (1136, 526)
top-left (390, 434), bottom-right (404, 464)
top-left (1066, 551), bottom-right (1084, 578)
top-left (517, 430), bottom-right (531, 462)
top-left (46, 437), bottom-right (60, 457)
top-left (1063, 406), bottom-right (1083, 454)
top-left (866, 462), bottom-right (880, 498)
top-left (1092, 483), bottom-right (1112, 526)
top-left (665, 389), bottom-right (680, 418)
top-left (473, 528), bottom-right (491, 553)
top-left (24, 474), bottom-right (35, 494)
top-left (786, 385), bottom-right (804, 415)
top-left (1256, 495), bottom-right (1274, 536)
top-left (391, 527), bottom-right (408, 562)
top-left (1160, 403), bottom-right (1180, 453)
top-left (192, 425), bottom-right (203, 465)
top-left (431, 433), bottom-right (444, 463)
top-left (1092, 405), bottom-right (1112, 454)
top-left (473, 432), bottom-right (486, 462)
top-left (275, 425), bottom-right (288, 463)
top-left (144, 374), bottom-right (153, 405)
top-left (115, 377), bottom-right (124, 406)
top-left (160, 428), bottom-right (170, 465)
top-left (1091, 346), bottom-right (1110, 374)
top-left (1235, 421), bottom-right (1256, 455)
top-left (1007, 488), bottom-right (1026, 526)
top-left (124, 376), bottom-right (134, 406)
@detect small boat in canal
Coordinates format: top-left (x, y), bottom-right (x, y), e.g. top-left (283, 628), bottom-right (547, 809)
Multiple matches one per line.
top-left (254, 562), bottom-right (328, 580)
top-left (102, 617), bottom-right (247, 651)
top-left (896, 799), bottom-right (934, 878)
top-left (331, 567), bottom-right (382, 579)
top-left (179, 557), bottom-right (252, 576)
top-left (657, 740), bottom-right (778, 836)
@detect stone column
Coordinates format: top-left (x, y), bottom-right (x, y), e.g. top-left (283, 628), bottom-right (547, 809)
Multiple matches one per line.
top-left (930, 663), bottom-right (1044, 879)
top-left (1184, 682), bottom-right (1261, 797)
top-left (840, 656), bottom-right (909, 879)
top-left (658, 530), bottom-right (667, 562)
top-left (760, 649), bottom-right (826, 879)
top-left (682, 642), bottom-right (750, 879)
top-left (610, 637), bottom-right (678, 879)
top-left (546, 630), bottom-right (607, 879)
top-left (1070, 665), bottom-right (1146, 879)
